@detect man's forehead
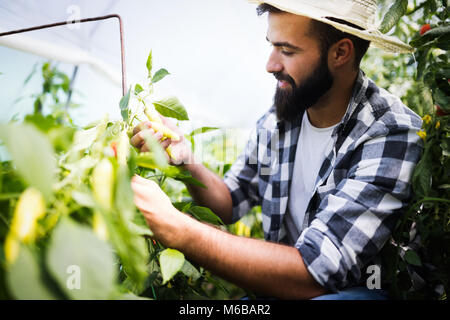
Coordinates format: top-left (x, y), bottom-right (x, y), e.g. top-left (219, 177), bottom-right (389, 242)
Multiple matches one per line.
top-left (266, 12), bottom-right (313, 43)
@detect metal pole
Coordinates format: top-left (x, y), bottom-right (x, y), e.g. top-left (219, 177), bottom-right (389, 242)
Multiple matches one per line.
top-left (0, 14), bottom-right (127, 96)
top-left (65, 65), bottom-right (79, 111)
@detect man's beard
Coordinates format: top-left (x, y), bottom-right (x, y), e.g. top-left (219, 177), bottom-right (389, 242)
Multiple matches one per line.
top-left (273, 54), bottom-right (334, 122)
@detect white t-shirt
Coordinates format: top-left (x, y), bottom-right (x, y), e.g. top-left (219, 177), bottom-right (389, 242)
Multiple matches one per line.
top-left (284, 112), bottom-right (339, 243)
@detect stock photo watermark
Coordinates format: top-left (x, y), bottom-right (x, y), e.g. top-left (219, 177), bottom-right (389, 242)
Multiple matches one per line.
top-left (366, 264), bottom-right (381, 290)
top-left (66, 265), bottom-right (81, 290)
top-left (66, 5), bottom-right (81, 30)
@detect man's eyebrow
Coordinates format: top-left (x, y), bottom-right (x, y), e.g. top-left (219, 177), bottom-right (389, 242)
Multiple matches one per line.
top-left (266, 36), bottom-right (301, 50)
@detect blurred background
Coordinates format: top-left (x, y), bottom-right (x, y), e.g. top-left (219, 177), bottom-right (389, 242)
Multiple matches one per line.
top-left (0, 0), bottom-right (276, 130)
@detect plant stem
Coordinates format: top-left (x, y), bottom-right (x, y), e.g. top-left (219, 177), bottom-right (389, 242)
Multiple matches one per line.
top-left (0, 213), bottom-right (9, 228)
top-left (0, 193), bottom-right (21, 200)
top-left (151, 285), bottom-right (157, 300)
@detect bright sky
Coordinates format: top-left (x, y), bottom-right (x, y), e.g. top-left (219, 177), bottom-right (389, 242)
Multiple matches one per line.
top-left (0, 0), bottom-right (276, 130)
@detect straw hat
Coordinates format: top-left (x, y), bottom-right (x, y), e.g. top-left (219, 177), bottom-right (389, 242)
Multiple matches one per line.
top-left (248, 0), bottom-right (413, 53)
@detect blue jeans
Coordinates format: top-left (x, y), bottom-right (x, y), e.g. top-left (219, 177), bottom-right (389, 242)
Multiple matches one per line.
top-left (311, 287), bottom-right (388, 300)
top-left (241, 287), bottom-right (388, 300)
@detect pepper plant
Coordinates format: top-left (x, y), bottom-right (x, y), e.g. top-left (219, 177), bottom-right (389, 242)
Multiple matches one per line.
top-left (364, 0), bottom-right (449, 300)
top-left (0, 51), bottom-right (247, 300)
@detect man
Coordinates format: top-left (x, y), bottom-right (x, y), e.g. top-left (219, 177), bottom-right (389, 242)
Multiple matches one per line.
top-left (130, 0), bottom-right (423, 300)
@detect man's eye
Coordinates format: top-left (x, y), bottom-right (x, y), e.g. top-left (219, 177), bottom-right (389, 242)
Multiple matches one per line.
top-left (282, 51), bottom-right (294, 56)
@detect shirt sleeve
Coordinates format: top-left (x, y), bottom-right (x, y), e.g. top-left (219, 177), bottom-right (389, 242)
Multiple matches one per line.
top-left (295, 125), bottom-right (423, 292)
top-left (223, 125), bottom-right (261, 224)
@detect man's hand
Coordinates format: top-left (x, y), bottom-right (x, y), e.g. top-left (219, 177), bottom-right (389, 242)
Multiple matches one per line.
top-left (130, 175), bottom-right (325, 299)
top-left (130, 114), bottom-right (233, 224)
top-left (131, 175), bottom-right (189, 247)
top-left (130, 115), bottom-right (194, 165)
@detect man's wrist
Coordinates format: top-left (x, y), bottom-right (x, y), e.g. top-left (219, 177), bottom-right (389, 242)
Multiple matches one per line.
top-left (169, 209), bottom-right (199, 250)
top-left (179, 152), bottom-right (199, 171)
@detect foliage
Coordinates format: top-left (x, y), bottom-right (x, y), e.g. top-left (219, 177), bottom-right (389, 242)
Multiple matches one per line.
top-left (15, 62), bottom-right (80, 124)
top-left (0, 52), bottom-right (257, 300)
top-left (3, 0), bottom-right (447, 300)
top-left (363, 0), bottom-right (449, 300)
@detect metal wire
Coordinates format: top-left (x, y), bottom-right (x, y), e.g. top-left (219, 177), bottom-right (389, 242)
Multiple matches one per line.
top-left (0, 14), bottom-right (127, 96)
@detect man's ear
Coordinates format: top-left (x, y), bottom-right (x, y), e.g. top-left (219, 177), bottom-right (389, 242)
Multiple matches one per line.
top-left (329, 38), bottom-right (354, 69)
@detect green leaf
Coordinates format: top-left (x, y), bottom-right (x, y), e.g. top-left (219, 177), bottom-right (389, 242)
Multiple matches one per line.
top-left (189, 127), bottom-right (219, 137)
top-left (135, 153), bottom-right (158, 170)
top-left (0, 123), bottom-right (56, 200)
top-left (146, 50), bottom-right (153, 78)
top-left (134, 84), bottom-right (144, 94)
top-left (127, 221), bottom-right (154, 237)
top-left (23, 62), bottom-right (38, 86)
top-left (24, 113), bottom-right (59, 132)
top-left (7, 245), bottom-right (59, 299)
top-left (434, 87), bottom-right (450, 108)
top-left (114, 165), bottom-right (135, 221)
top-left (186, 127), bottom-right (219, 151)
top-left (162, 166), bottom-right (206, 188)
top-left (135, 134), bottom-right (169, 170)
top-left (71, 191), bottom-right (96, 208)
top-left (173, 173), bottom-right (206, 188)
top-left (436, 33), bottom-right (450, 50)
top-left (152, 68), bottom-right (170, 83)
top-left (420, 25), bottom-right (450, 39)
top-left (379, 0), bottom-right (408, 34)
top-left (410, 25), bottom-right (450, 48)
top-left (102, 211), bottom-right (149, 291)
top-left (119, 88), bottom-right (131, 122)
top-left (173, 201), bottom-right (193, 212)
top-left (180, 260), bottom-right (202, 281)
top-left (46, 217), bottom-right (117, 299)
top-left (47, 126), bottom-right (76, 153)
top-left (188, 206), bottom-right (224, 226)
top-left (159, 248), bottom-right (185, 284)
top-left (153, 96), bottom-right (189, 121)
top-left (412, 146), bottom-right (432, 197)
top-left (0, 193), bottom-right (21, 200)
top-left (404, 250), bottom-right (422, 266)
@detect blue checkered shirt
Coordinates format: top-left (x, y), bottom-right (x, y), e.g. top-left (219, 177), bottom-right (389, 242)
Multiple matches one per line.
top-left (223, 70), bottom-right (423, 292)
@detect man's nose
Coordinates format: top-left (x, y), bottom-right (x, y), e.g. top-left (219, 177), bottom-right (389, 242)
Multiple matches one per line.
top-left (266, 49), bottom-right (283, 74)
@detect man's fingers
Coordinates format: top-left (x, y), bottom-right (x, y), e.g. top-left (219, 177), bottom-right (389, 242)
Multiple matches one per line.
top-left (154, 131), bottom-right (163, 141)
top-left (131, 180), bottom-right (151, 199)
top-left (130, 132), bottom-right (143, 148)
top-left (132, 121), bottom-right (152, 136)
top-left (133, 194), bottom-right (150, 213)
top-left (160, 138), bottom-right (172, 149)
top-left (159, 115), bottom-right (177, 130)
top-left (132, 175), bottom-right (159, 188)
top-left (159, 114), bottom-right (170, 125)
top-left (130, 129), bottom-right (156, 149)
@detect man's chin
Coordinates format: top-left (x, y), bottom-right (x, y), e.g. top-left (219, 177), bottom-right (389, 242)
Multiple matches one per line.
top-left (274, 103), bottom-right (303, 122)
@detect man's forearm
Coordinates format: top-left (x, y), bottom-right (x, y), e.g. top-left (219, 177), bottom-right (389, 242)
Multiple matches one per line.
top-left (182, 161), bottom-right (233, 224)
top-left (173, 214), bottom-right (327, 299)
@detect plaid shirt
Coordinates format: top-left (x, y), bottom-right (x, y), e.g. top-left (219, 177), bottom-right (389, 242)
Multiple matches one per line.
top-left (223, 70), bottom-right (423, 292)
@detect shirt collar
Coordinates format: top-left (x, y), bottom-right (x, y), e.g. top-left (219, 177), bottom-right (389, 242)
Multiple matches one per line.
top-left (332, 69), bottom-right (369, 137)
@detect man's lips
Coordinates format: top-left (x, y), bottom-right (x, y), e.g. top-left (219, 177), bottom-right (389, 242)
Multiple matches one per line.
top-left (278, 80), bottom-right (291, 88)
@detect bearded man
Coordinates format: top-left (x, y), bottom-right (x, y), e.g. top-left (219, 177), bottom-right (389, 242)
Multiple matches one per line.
top-left (130, 0), bottom-right (423, 300)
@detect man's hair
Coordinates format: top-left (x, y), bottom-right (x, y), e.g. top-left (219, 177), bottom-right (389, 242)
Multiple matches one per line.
top-left (257, 3), bottom-right (370, 68)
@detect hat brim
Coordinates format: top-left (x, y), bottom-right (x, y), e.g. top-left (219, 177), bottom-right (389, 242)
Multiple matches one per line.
top-left (249, 0), bottom-right (414, 53)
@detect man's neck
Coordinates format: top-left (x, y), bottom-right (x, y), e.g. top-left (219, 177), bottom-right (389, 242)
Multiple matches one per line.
top-left (306, 70), bottom-right (359, 128)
